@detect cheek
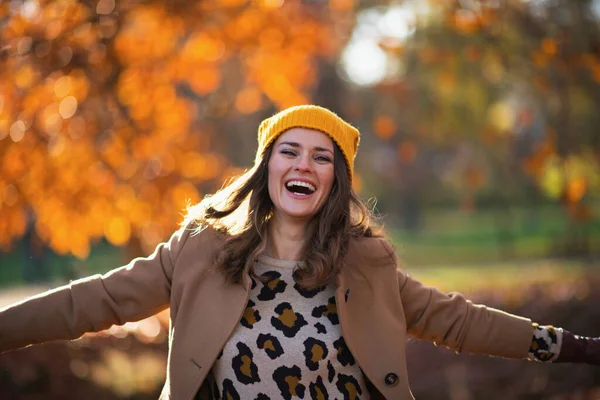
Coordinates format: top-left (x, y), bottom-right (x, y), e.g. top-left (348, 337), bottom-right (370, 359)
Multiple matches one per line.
top-left (267, 165), bottom-right (285, 205)
top-left (319, 170), bottom-right (335, 196)
top-left (266, 161), bottom-right (278, 188)
top-left (267, 174), bottom-right (278, 201)
top-left (267, 157), bottom-right (285, 179)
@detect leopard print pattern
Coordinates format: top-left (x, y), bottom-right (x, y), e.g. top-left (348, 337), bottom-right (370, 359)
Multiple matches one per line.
top-left (528, 323), bottom-right (563, 362)
top-left (210, 255), bottom-right (368, 399)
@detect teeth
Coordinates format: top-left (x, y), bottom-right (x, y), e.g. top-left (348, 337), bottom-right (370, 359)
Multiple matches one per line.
top-left (286, 180), bottom-right (316, 192)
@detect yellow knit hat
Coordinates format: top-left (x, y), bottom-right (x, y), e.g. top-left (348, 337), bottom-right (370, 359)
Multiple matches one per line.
top-left (255, 105), bottom-right (360, 181)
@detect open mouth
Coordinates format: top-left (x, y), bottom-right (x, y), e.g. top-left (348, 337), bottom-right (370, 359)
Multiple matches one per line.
top-left (285, 180), bottom-right (316, 196)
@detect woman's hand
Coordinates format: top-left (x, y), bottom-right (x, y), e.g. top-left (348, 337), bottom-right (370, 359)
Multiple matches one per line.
top-left (555, 330), bottom-right (600, 365)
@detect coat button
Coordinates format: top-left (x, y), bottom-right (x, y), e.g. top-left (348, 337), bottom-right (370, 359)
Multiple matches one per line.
top-left (384, 373), bottom-right (398, 387)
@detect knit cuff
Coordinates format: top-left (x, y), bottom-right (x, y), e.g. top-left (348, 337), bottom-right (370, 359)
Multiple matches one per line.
top-left (527, 323), bottom-right (563, 363)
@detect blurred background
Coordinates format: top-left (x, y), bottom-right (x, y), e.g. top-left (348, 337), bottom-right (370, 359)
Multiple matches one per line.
top-left (1, 0), bottom-right (600, 398)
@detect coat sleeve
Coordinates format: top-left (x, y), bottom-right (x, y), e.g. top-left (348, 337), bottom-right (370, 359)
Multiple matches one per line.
top-left (0, 225), bottom-right (192, 354)
top-left (379, 240), bottom-right (533, 359)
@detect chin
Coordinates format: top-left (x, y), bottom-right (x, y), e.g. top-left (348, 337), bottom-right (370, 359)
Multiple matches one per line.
top-left (283, 210), bottom-right (314, 219)
top-left (279, 207), bottom-right (317, 220)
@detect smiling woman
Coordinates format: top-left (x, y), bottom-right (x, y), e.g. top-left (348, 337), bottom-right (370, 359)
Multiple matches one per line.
top-left (1, 105), bottom-right (599, 400)
top-left (268, 128), bottom-right (335, 221)
top-left (185, 106), bottom-right (374, 291)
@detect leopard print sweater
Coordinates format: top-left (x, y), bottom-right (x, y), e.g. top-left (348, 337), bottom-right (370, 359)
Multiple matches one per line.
top-left (208, 255), bottom-right (561, 399)
top-left (211, 255), bottom-right (368, 400)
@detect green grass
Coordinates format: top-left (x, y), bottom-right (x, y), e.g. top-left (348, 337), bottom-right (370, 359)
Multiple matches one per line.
top-left (389, 203), bottom-right (600, 266)
top-left (405, 259), bottom-right (588, 293)
top-left (0, 241), bottom-right (122, 288)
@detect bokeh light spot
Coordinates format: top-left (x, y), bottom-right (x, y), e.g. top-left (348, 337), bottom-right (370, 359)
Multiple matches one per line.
top-left (59, 96), bottom-right (78, 119)
top-left (97, 0), bottom-right (115, 15)
top-left (341, 39), bottom-right (387, 86)
top-left (9, 121), bottom-right (26, 143)
top-left (54, 76), bottom-right (73, 98)
top-left (105, 216), bottom-right (131, 246)
top-left (235, 87), bottom-right (262, 114)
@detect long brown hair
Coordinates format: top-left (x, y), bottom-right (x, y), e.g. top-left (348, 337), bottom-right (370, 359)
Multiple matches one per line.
top-left (182, 142), bottom-right (381, 289)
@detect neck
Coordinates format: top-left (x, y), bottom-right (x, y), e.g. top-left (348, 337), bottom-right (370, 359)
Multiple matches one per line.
top-left (266, 215), bottom-right (310, 261)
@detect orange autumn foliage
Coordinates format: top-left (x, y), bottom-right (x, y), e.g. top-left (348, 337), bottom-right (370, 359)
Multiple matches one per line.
top-left (0, 0), bottom-right (353, 256)
top-left (373, 115), bottom-right (397, 139)
top-left (398, 142), bottom-right (417, 164)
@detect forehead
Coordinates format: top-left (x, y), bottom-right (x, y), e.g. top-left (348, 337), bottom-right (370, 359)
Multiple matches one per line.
top-left (274, 127), bottom-right (334, 149)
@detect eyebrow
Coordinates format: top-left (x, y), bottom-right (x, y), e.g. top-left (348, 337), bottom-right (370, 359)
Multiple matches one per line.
top-left (279, 141), bottom-right (333, 154)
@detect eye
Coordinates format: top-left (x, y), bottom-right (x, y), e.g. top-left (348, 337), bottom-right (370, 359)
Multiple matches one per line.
top-left (315, 154), bottom-right (332, 163)
top-left (280, 149), bottom-right (297, 156)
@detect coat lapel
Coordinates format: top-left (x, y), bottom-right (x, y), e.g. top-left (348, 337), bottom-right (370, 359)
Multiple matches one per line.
top-left (174, 266), bottom-right (252, 400)
top-left (335, 259), bottom-right (352, 348)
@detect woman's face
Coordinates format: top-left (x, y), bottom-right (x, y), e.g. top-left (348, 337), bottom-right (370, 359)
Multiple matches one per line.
top-left (267, 128), bottom-right (335, 223)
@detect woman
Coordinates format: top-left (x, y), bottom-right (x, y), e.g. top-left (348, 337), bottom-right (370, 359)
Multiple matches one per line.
top-left (0, 105), bottom-right (598, 400)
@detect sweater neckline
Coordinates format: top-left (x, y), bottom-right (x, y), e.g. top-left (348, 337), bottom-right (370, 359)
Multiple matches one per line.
top-left (256, 254), bottom-right (306, 269)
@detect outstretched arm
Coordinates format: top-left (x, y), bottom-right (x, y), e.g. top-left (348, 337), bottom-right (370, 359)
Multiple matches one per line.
top-left (0, 225), bottom-right (192, 353)
top-left (379, 238), bottom-right (600, 364)
top-left (397, 270), bottom-right (533, 358)
top-left (396, 268), bottom-right (600, 365)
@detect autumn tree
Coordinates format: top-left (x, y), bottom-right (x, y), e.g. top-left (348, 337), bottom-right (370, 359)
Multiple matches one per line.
top-left (347, 0), bottom-right (600, 238)
top-left (0, 0), bottom-right (356, 259)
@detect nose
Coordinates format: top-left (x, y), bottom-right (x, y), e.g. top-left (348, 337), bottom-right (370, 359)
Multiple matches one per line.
top-left (294, 153), bottom-right (313, 172)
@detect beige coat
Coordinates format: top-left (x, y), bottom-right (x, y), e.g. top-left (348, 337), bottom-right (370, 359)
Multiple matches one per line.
top-left (0, 225), bottom-right (533, 399)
